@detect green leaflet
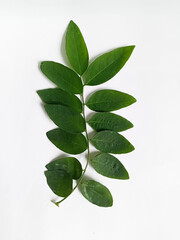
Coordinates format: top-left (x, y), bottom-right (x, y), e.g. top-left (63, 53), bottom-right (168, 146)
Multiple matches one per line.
top-left (91, 130), bottom-right (134, 154)
top-left (91, 153), bottom-right (129, 179)
top-left (44, 104), bottom-right (86, 133)
top-left (46, 157), bottom-right (82, 180)
top-left (81, 180), bottom-right (113, 207)
top-left (84, 46), bottom-right (135, 86)
top-left (66, 20), bottom-right (89, 75)
top-left (37, 88), bottom-right (82, 113)
top-left (88, 112), bottom-right (133, 132)
top-left (46, 128), bottom-right (88, 154)
top-left (40, 61), bottom-right (83, 94)
top-left (86, 89), bottom-right (136, 112)
top-left (44, 170), bottom-right (72, 197)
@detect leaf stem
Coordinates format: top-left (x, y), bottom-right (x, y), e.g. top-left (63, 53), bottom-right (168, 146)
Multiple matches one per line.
top-left (51, 82), bottom-right (90, 207)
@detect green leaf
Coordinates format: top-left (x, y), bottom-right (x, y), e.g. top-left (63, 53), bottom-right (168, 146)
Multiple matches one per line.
top-left (44, 170), bottom-right (72, 197)
top-left (37, 88), bottom-right (82, 113)
top-left (84, 46), bottom-right (135, 85)
top-left (46, 157), bottom-right (82, 180)
top-left (44, 104), bottom-right (86, 133)
top-left (66, 20), bottom-right (89, 75)
top-left (88, 112), bottom-right (133, 132)
top-left (81, 180), bottom-right (113, 207)
top-left (91, 130), bottom-right (134, 154)
top-left (91, 153), bottom-right (129, 179)
top-left (46, 128), bottom-right (88, 154)
top-left (40, 61), bottom-right (83, 94)
top-left (86, 89), bottom-right (136, 112)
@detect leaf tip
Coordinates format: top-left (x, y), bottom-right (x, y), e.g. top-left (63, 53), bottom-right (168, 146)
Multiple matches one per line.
top-left (40, 61), bottom-right (47, 72)
top-left (129, 122), bottom-right (134, 129)
top-left (46, 130), bottom-right (50, 139)
top-left (131, 145), bottom-right (135, 151)
top-left (68, 20), bottom-right (77, 29)
top-left (108, 196), bottom-right (113, 207)
top-left (36, 90), bottom-right (41, 96)
top-left (69, 20), bottom-right (75, 24)
top-left (132, 96), bottom-right (137, 104)
top-left (128, 45), bottom-right (135, 51)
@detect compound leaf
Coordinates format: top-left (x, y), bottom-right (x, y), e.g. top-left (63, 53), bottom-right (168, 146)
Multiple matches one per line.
top-left (91, 153), bottom-right (129, 179)
top-left (46, 128), bottom-right (88, 154)
top-left (81, 180), bottom-right (113, 207)
top-left (66, 20), bottom-right (89, 75)
top-left (44, 104), bottom-right (86, 133)
top-left (44, 170), bottom-right (72, 197)
top-left (46, 157), bottom-right (82, 180)
top-left (86, 89), bottom-right (136, 112)
top-left (88, 112), bottom-right (133, 132)
top-left (84, 46), bottom-right (135, 85)
top-left (37, 88), bottom-right (82, 113)
top-left (91, 130), bottom-right (134, 154)
top-left (40, 61), bottom-right (83, 94)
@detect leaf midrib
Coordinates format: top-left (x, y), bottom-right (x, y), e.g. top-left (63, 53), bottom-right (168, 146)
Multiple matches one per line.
top-left (86, 53), bottom-right (123, 84)
top-left (71, 28), bottom-right (82, 73)
top-left (58, 73), bottom-right (81, 93)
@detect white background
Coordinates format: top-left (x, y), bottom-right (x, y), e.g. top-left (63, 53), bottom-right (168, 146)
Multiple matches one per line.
top-left (0, 0), bottom-right (180, 239)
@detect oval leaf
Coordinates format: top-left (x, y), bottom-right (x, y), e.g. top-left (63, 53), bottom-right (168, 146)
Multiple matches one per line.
top-left (88, 112), bottom-right (133, 132)
top-left (44, 104), bottom-right (86, 133)
top-left (46, 157), bottom-right (82, 180)
top-left (44, 170), bottom-right (72, 197)
top-left (86, 89), bottom-right (136, 112)
top-left (40, 61), bottom-right (83, 94)
top-left (84, 46), bottom-right (135, 85)
top-left (91, 130), bottom-right (134, 154)
top-left (66, 20), bottom-right (89, 75)
top-left (46, 128), bottom-right (88, 154)
top-left (37, 88), bottom-right (82, 113)
top-left (91, 153), bottom-right (129, 179)
top-left (81, 180), bottom-right (113, 207)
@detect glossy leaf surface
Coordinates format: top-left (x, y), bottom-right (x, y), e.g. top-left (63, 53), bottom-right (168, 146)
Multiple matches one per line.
top-left (91, 153), bottom-right (129, 179)
top-left (86, 89), bottom-right (136, 112)
top-left (46, 128), bottom-right (88, 154)
top-left (88, 112), bottom-right (133, 132)
top-left (46, 157), bottom-right (82, 180)
top-left (81, 180), bottom-right (113, 207)
top-left (40, 61), bottom-right (83, 94)
top-left (44, 170), bottom-right (72, 197)
top-left (66, 20), bottom-right (89, 75)
top-left (44, 104), bottom-right (86, 133)
top-left (91, 130), bottom-right (134, 154)
top-left (37, 88), bottom-right (82, 113)
top-left (84, 46), bottom-right (135, 85)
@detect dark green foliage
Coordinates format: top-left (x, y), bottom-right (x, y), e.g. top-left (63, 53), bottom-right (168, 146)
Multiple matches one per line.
top-left (44, 104), bottom-right (86, 133)
top-left (45, 170), bottom-right (72, 197)
top-left (84, 46), bottom-right (135, 86)
top-left (37, 88), bottom-right (82, 113)
top-left (40, 61), bottom-right (83, 94)
top-left (66, 20), bottom-right (89, 75)
top-left (91, 153), bottom-right (129, 179)
top-left (46, 157), bottom-right (82, 180)
top-left (91, 130), bottom-right (135, 154)
top-left (37, 20), bottom-right (136, 207)
top-left (81, 180), bottom-right (113, 207)
top-left (46, 128), bottom-right (88, 154)
top-left (88, 112), bottom-right (133, 132)
top-left (86, 89), bottom-right (136, 112)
